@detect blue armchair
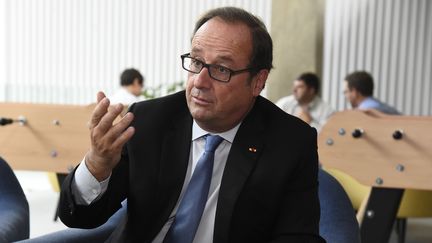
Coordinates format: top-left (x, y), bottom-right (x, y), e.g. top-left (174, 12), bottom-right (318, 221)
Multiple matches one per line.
top-left (19, 169), bottom-right (360, 243)
top-left (0, 157), bottom-right (30, 242)
top-left (18, 201), bottom-right (126, 243)
top-left (318, 169), bottom-right (361, 243)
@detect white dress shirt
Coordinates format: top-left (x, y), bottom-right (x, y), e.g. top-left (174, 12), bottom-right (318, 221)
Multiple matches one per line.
top-left (72, 121), bottom-right (241, 243)
top-left (109, 87), bottom-right (145, 105)
top-left (275, 95), bottom-right (334, 132)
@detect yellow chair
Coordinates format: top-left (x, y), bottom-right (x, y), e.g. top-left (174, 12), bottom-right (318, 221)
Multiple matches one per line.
top-left (325, 168), bottom-right (432, 217)
top-left (47, 172), bottom-right (61, 192)
top-left (325, 168), bottom-right (432, 242)
top-left (324, 168), bottom-right (369, 210)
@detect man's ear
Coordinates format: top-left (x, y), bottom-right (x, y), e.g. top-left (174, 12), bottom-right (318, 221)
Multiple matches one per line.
top-left (252, 69), bottom-right (269, 97)
top-left (351, 88), bottom-right (360, 98)
top-left (308, 86), bottom-right (317, 96)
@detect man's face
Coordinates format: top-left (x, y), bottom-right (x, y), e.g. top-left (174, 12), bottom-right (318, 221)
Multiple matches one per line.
top-left (185, 18), bottom-right (267, 133)
top-left (131, 78), bottom-right (143, 96)
top-left (292, 80), bottom-right (315, 105)
top-left (343, 80), bottom-right (357, 108)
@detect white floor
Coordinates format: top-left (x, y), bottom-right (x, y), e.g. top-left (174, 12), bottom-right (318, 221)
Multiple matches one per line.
top-left (389, 218), bottom-right (432, 243)
top-left (13, 171), bottom-right (432, 242)
top-left (15, 171), bottom-right (68, 238)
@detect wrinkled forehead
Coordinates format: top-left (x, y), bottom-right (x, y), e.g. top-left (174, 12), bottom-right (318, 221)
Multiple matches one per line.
top-left (191, 17), bottom-right (253, 64)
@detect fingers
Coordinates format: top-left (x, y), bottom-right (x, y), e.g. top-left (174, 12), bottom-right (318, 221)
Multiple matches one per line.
top-left (102, 112), bottom-right (135, 145)
top-left (86, 111), bottom-right (135, 175)
top-left (89, 98), bottom-right (110, 130)
top-left (111, 126), bottom-right (135, 150)
top-left (96, 103), bottom-right (126, 133)
top-left (88, 91), bottom-right (109, 130)
top-left (97, 91), bottom-right (106, 103)
top-left (90, 110), bottom-right (135, 154)
top-left (85, 92), bottom-right (135, 179)
top-left (88, 96), bottom-right (128, 150)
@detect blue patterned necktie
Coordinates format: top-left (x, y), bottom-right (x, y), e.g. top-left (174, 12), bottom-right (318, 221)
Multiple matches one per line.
top-left (164, 135), bottom-right (224, 243)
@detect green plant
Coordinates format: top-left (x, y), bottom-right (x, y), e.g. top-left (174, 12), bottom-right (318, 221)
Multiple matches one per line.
top-left (142, 81), bottom-right (185, 99)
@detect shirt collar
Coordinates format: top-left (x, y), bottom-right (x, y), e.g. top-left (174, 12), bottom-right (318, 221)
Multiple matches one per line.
top-left (192, 120), bottom-right (241, 143)
top-left (307, 96), bottom-right (321, 109)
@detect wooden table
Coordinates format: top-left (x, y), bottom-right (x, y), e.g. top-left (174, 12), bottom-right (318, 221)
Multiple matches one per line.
top-left (0, 103), bottom-right (95, 173)
top-left (319, 109), bottom-right (432, 243)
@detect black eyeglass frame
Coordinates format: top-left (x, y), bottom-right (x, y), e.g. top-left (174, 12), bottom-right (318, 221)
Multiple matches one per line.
top-left (180, 53), bottom-right (256, 83)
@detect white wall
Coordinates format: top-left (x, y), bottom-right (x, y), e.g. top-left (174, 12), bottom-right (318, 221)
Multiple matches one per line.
top-left (0, 0), bottom-right (7, 101)
top-left (0, 0), bottom-right (271, 104)
top-left (322, 0), bottom-right (432, 115)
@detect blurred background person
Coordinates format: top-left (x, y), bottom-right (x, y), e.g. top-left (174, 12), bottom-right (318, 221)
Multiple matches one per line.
top-left (109, 68), bottom-right (145, 105)
top-left (276, 72), bottom-right (334, 132)
top-left (343, 71), bottom-right (400, 115)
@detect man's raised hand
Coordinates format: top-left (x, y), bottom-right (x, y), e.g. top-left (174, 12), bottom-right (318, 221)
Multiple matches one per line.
top-left (85, 91), bottom-right (135, 181)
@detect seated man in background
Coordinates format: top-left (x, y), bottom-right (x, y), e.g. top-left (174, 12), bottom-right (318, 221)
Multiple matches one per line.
top-left (276, 72), bottom-right (334, 132)
top-left (109, 68), bottom-right (145, 105)
top-left (343, 71), bottom-right (400, 115)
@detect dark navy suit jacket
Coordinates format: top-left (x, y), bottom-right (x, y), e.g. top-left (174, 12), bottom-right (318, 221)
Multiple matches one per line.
top-left (59, 91), bottom-right (324, 243)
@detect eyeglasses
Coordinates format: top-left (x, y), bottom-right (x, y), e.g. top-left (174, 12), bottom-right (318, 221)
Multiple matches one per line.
top-left (181, 53), bottom-right (255, 83)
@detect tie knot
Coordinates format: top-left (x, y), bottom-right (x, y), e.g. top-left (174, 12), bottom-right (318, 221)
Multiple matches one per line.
top-left (205, 135), bottom-right (224, 152)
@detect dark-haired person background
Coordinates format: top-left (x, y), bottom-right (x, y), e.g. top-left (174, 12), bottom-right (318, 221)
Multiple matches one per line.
top-left (109, 68), bottom-right (145, 105)
top-left (276, 72), bottom-right (334, 132)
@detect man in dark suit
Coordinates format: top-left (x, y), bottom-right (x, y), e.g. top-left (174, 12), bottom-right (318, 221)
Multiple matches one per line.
top-left (59, 7), bottom-right (324, 243)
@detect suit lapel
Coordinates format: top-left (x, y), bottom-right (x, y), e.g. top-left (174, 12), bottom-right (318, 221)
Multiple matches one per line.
top-left (214, 99), bottom-right (266, 243)
top-left (155, 112), bottom-right (193, 233)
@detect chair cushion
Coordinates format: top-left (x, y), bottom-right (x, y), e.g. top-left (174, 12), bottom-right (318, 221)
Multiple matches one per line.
top-left (319, 169), bottom-right (360, 243)
top-left (0, 157), bottom-right (30, 242)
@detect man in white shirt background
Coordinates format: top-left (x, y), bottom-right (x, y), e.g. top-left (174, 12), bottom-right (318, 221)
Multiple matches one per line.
top-left (276, 72), bottom-right (334, 132)
top-left (110, 68), bottom-right (145, 105)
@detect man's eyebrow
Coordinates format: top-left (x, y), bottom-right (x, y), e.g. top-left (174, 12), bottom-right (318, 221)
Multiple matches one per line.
top-left (190, 47), bottom-right (202, 54)
top-left (190, 48), bottom-right (235, 64)
top-left (217, 55), bottom-right (234, 63)
top-left (208, 54), bottom-right (235, 65)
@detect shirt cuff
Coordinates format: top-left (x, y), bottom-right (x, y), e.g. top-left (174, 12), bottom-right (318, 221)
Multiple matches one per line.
top-left (71, 158), bottom-right (111, 205)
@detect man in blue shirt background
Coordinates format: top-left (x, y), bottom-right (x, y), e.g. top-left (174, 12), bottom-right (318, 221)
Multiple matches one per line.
top-left (343, 71), bottom-right (400, 115)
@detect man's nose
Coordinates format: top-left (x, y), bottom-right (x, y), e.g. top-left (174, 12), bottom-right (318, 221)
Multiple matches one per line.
top-left (193, 67), bottom-right (213, 88)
